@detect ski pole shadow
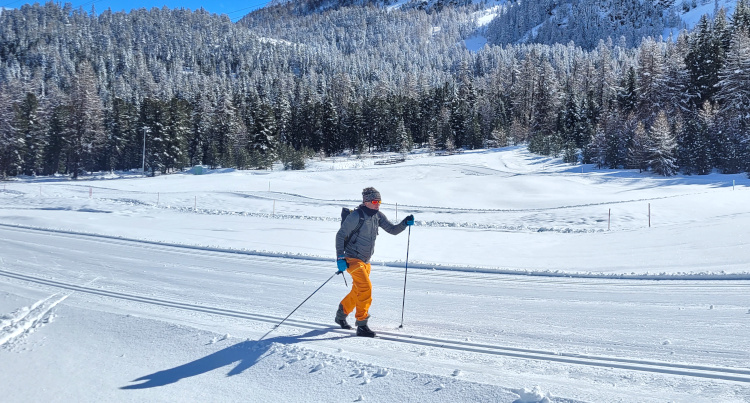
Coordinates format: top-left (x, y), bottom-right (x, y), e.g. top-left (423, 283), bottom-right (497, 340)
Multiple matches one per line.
top-left (121, 327), bottom-right (347, 390)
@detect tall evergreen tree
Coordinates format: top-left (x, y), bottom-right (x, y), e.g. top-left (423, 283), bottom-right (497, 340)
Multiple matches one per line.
top-left (636, 38), bottom-right (667, 126)
top-left (65, 61), bottom-right (104, 179)
top-left (17, 92), bottom-right (45, 176)
top-left (103, 97), bottom-right (139, 172)
top-left (210, 94), bottom-right (240, 169)
top-left (716, 30), bottom-right (750, 131)
top-left (250, 103), bottom-right (277, 169)
top-left (139, 97), bottom-right (167, 175)
top-left (733, 0), bottom-right (750, 36)
top-left (0, 84), bottom-right (22, 178)
top-left (528, 60), bottom-right (561, 155)
top-left (163, 97), bottom-right (190, 172)
top-left (189, 93), bottom-right (212, 167)
top-left (647, 111), bottom-right (678, 176)
top-left (42, 92), bottom-right (69, 176)
top-left (617, 66), bottom-right (638, 116)
top-left (627, 121), bottom-right (648, 172)
top-left (321, 97), bottom-right (340, 156)
top-left (686, 15), bottom-right (725, 108)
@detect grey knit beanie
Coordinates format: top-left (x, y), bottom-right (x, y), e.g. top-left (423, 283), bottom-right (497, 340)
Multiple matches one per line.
top-left (362, 187), bottom-right (381, 203)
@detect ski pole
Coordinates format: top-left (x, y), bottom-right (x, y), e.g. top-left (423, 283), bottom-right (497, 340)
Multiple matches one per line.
top-left (340, 270), bottom-right (348, 287)
top-left (399, 225), bottom-right (411, 328)
top-left (258, 271), bottom-right (338, 342)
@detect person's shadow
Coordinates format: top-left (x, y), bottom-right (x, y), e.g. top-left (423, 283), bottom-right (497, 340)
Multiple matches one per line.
top-left (121, 328), bottom-right (348, 390)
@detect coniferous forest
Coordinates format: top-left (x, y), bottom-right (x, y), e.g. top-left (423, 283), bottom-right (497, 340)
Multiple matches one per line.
top-left (0, 1), bottom-right (749, 178)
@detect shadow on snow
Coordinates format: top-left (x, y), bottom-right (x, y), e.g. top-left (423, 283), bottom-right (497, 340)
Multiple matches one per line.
top-left (120, 328), bottom-right (348, 390)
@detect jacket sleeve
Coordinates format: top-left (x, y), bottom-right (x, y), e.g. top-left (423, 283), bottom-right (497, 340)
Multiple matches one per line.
top-left (377, 211), bottom-right (407, 235)
top-left (336, 210), bottom-right (361, 257)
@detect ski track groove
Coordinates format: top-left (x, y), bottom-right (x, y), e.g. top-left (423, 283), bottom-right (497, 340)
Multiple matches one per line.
top-left (0, 294), bottom-right (54, 333)
top-left (3, 222), bottom-right (750, 281)
top-left (1, 267), bottom-right (749, 384)
top-left (0, 292), bottom-right (68, 347)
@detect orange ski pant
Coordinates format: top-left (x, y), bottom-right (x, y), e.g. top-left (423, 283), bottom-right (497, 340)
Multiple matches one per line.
top-left (340, 258), bottom-right (372, 324)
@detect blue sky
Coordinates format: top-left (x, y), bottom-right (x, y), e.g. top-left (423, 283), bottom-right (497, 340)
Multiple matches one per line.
top-left (2, 0), bottom-right (271, 21)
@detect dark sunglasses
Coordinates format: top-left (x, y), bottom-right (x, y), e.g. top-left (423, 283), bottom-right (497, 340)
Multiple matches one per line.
top-left (369, 200), bottom-right (381, 205)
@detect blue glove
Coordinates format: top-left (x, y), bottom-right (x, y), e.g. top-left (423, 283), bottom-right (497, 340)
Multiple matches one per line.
top-left (337, 256), bottom-right (348, 272)
top-left (403, 214), bottom-right (414, 226)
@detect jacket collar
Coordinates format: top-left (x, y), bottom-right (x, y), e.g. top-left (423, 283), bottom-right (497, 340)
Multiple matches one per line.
top-left (359, 204), bottom-right (378, 217)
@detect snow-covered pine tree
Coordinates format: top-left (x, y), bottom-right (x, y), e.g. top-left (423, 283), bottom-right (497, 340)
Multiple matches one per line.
top-left (715, 30), bottom-right (750, 130)
top-left (350, 102), bottom-right (368, 155)
top-left (696, 101), bottom-right (718, 174)
top-left (104, 97), bottom-right (139, 172)
top-left (211, 93), bottom-right (240, 169)
top-left (528, 59), bottom-right (561, 156)
top-left (395, 118), bottom-right (412, 154)
top-left (66, 61), bottom-right (104, 179)
top-left (586, 127), bottom-right (608, 169)
top-left (733, 0), bottom-right (750, 36)
top-left (0, 84), bottom-right (22, 178)
top-left (647, 110), bottom-right (678, 176)
top-left (715, 30), bottom-right (750, 174)
top-left (627, 121), bottom-right (649, 172)
top-left (275, 96), bottom-right (292, 149)
top-left (617, 66), bottom-right (638, 116)
top-left (139, 97), bottom-right (166, 175)
top-left (41, 88), bottom-right (69, 176)
top-left (17, 92), bottom-right (46, 176)
top-left (251, 103), bottom-right (277, 169)
top-left (636, 38), bottom-right (667, 127)
top-left (189, 93), bottom-right (212, 167)
top-left (594, 39), bottom-right (618, 123)
top-left (560, 92), bottom-right (582, 148)
top-left (662, 33), bottom-right (691, 117)
top-left (163, 97), bottom-right (190, 172)
top-left (321, 96), bottom-right (340, 156)
top-left (686, 14), bottom-right (725, 108)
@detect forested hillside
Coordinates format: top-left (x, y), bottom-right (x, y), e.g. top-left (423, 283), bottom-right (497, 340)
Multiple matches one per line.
top-left (0, 1), bottom-right (748, 179)
top-left (485, 0), bottom-right (682, 49)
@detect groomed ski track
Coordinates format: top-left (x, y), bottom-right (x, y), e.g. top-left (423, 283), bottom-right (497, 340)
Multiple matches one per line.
top-left (1, 266), bottom-right (750, 384)
top-left (1, 224), bottom-right (749, 389)
top-left (2, 223), bottom-right (748, 281)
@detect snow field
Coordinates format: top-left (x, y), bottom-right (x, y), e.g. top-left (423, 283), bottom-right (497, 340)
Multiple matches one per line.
top-left (1, 147), bottom-right (749, 402)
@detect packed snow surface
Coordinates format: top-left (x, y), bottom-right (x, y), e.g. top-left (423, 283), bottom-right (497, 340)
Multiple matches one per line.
top-left (1, 147), bottom-right (748, 402)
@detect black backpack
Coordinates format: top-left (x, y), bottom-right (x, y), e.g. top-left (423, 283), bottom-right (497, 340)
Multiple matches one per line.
top-left (341, 207), bottom-right (365, 248)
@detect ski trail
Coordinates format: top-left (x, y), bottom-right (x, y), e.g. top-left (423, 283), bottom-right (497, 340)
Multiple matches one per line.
top-left (2, 267), bottom-right (750, 384)
top-left (0, 294), bottom-right (54, 332)
top-left (0, 293), bottom-right (70, 347)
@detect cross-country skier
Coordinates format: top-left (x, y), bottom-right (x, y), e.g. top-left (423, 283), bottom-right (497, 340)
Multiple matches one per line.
top-left (335, 187), bottom-right (414, 337)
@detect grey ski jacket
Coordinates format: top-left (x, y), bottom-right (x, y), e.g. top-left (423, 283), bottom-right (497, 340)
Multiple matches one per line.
top-left (336, 205), bottom-right (407, 263)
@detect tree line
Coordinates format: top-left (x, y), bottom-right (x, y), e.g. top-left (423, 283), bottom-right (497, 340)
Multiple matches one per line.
top-left (0, 1), bottom-right (748, 178)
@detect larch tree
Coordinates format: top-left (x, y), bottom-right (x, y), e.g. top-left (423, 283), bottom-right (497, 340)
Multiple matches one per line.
top-left (66, 61), bottom-right (104, 179)
top-left (647, 110), bottom-right (678, 176)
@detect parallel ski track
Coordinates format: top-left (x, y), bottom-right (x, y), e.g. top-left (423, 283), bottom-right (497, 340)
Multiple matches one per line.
top-left (0, 292), bottom-right (68, 347)
top-left (1, 267), bottom-right (749, 384)
top-left (19, 181), bottom-right (716, 214)
top-left (3, 222), bottom-right (749, 281)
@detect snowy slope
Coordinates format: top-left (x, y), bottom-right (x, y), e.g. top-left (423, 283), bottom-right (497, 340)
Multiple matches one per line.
top-left (682, 0), bottom-right (740, 28)
top-left (1, 147), bottom-right (747, 277)
top-left (1, 148), bottom-right (749, 402)
top-left (469, 0), bottom-right (739, 50)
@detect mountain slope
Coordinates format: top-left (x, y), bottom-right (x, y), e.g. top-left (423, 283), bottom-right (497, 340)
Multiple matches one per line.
top-left (254, 0), bottom-right (740, 50)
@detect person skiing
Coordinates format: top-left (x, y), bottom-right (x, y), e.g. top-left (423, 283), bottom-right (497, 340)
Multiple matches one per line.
top-left (335, 187), bottom-right (414, 337)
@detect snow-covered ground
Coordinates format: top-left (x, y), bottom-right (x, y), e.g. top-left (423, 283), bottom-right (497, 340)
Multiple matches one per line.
top-left (1, 147), bottom-right (749, 402)
top-left (681, 0), bottom-right (738, 29)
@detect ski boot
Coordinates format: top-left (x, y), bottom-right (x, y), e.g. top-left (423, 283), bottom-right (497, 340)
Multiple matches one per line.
top-left (356, 325), bottom-right (376, 338)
